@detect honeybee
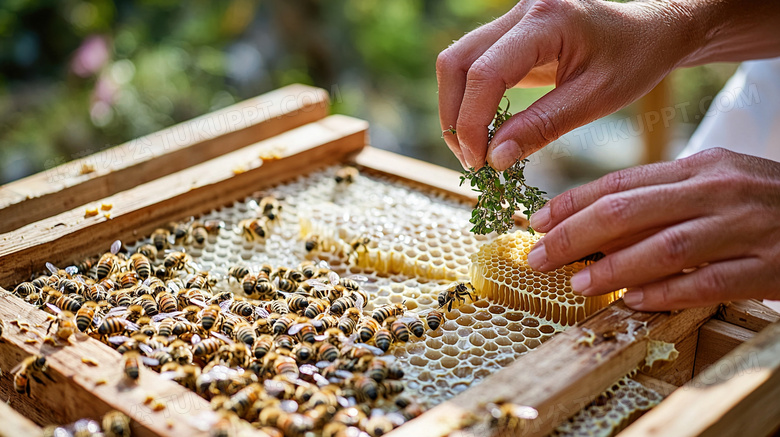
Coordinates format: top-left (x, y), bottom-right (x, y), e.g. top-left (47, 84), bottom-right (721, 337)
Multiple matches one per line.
top-left (227, 300), bottom-right (255, 319)
top-left (304, 235), bottom-right (320, 252)
top-left (239, 218), bottom-right (269, 242)
top-left (337, 308), bottom-right (361, 335)
top-left (273, 355), bottom-right (299, 377)
top-left (136, 243), bottom-right (158, 260)
top-left (364, 414), bottom-right (398, 436)
top-left (226, 383), bottom-right (265, 418)
top-left (372, 303), bottom-right (405, 324)
top-left (486, 400), bottom-right (539, 430)
top-left (292, 342), bottom-right (315, 363)
top-left (12, 355), bottom-right (55, 396)
top-left (234, 322), bottom-right (256, 346)
top-left (228, 265), bottom-right (250, 282)
top-left (256, 277), bottom-right (277, 299)
top-left (102, 411), bottom-right (131, 437)
top-left (438, 282), bottom-right (476, 311)
top-left (129, 253), bottom-right (152, 279)
top-left (163, 251), bottom-right (190, 272)
top-left (258, 196), bottom-right (282, 221)
top-left (14, 282), bottom-right (37, 297)
top-left (273, 315), bottom-right (296, 336)
top-left (84, 283), bottom-right (108, 302)
top-left (160, 363), bottom-right (201, 392)
top-left (123, 350), bottom-right (158, 381)
top-left (96, 240), bottom-right (123, 279)
top-left (399, 314), bottom-right (425, 338)
top-left (98, 317), bottom-right (139, 336)
top-left (187, 271), bottom-right (215, 291)
top-left (389, 319), bottom-right (410, 343)
top-left (119, 271), bottom-right (139, 289)
top-left (54, 293), bottom-right (83, 313)
top-left (269, 300), bottom-right (290, 315)
top-left (347, 236), bottom-right (370, 264)
top-left (201, 305), bottom-right (223, 331)
top-left (317, 342), bottom-right (339, 362)
top-left (192, 334), bottom-right (224, 358)
top-left (274, 334), bottom-right (295, 350)
top-left (151, 228), bottom-right (172, 251)
top-left (424, 309), bottom-right (444, 331)
top-left (136, 294), bottom-right (159, 317)
top-left (357, 318), bottom-right (380, 343)
top-left (289, 321), bottom-right (316, 344)
top-left (352, 375), bottom-right (379, 402)
top-left (45, 303), bottom-right (79, 344)
top-left (330, 293), bottom-right (363, 316)
top-left (171, 221), bottom-right (191, 244)
top-left (335, 166), bottom-right (358, 184)
top-left (374, 328), bottom-right (393, 352)
top-left (286, 294), bottom-right (310, 315)
top-left (252, 334), bottom-right (273, 359)
top-left (303, 298), bottom-right (328, 319)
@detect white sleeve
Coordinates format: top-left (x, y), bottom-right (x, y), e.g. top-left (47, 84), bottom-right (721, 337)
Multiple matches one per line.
top-left (677, 57), bottom-right (780, 162)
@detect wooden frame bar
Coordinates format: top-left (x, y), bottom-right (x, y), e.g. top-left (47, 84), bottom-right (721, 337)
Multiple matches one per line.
top-left (0, 84), bottom-right (329, 234)
top-left (0, 400), bottom-right (41, 437)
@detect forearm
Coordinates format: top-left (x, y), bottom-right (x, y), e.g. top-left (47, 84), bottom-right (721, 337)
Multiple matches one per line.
top-left (672, 0), bottom-right (780, 66)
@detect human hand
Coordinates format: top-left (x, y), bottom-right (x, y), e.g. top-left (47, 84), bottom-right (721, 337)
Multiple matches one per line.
top-left (436, 0), bottom-right (698, 170)
top-left (526, 148), bottom-right (780, 311)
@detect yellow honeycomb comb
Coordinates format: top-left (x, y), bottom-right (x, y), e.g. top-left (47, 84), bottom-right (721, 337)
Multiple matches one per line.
top-left (469, 231), bottom-right (624, 326)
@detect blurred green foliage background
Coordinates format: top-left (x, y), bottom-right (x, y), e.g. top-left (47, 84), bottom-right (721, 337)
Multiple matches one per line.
top-left (0, 0), bottom-right (737, 188)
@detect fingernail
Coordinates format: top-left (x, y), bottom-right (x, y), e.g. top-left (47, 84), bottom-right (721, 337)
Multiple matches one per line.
top-left (623, 290), bottom-right (644, 308)
top-left (489, 140), bottom-right (520, 170)
top-left (526, 243), bottom-right (547, 270)
top-left (571, 269), bottom-right (591, 294)
top-left (459, 139), bottom-right (476, 169)
top-left (530, 205), bottom-right (550, 230)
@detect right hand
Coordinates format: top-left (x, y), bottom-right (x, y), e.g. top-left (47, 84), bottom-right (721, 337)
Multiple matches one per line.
top-left (436, 0), bottom-right (698, 170)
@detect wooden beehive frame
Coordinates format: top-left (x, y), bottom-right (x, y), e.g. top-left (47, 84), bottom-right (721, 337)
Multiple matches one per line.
top-left (0, 85), bottom-right (778, 437)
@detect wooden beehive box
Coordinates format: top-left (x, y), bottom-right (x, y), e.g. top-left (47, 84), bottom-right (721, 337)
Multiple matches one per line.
top-left (0, 85), bottom-right (778, 437)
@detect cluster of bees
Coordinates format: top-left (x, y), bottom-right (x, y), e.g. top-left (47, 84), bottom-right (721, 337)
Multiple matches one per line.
top-left (5, 225), bottom-right (480, 437)
top-left (42, 411), bottom-right (131, 437)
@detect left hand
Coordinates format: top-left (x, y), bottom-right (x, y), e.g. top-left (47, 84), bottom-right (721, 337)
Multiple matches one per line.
top-left (525, 148), bottom-right (780, 311)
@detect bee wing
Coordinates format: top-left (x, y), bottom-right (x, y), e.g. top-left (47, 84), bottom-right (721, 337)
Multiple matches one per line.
top-left (159, 371), bottom-right (181, 380)
top-left (110, 240), bottom-right (122, 255)
top-left (107, 335), bottom-right (131, 345)
top-left (508, 404), bottom-right (539, 420)
top-left (120, 319), bottom-right (139, 331)
top-left (287, 323), bottom-right (307, 336)
top-left (280, 400), bottom-right (299, 413)
top-left (141, 357), bottom-right (160, 367)
top-left (306, 279), bottom-right (329, 290)
top-left (334, 370), bottom-right (354, 380)
top-left (254, 306), bottom-right (269, 319)
top-left (210, 331), bottom-right (234, 345)
top-left (189, 299), bottom-right (207, 308)
top-left (45, 302), bottom-right (63, 315)
top-left (313, 334), bottom-right (329, 342)
top-left (103, 306), bottom-right (128, 319)
top-left (138, 343), bottom-right (154, 356)
top-left (10, 358), bottom-right (29, 374)
top-left (218, 299), bottom-right (233, 312)
top-left (45, 262), bottom-right (59, 275)
top-left (356, 343), bottom-right (385, 356)
top-left (65, 266), bottom-right (79, 276)
top-left (246, 199), bottom-right (259, 211)
top-left (386, 412), bottom-right (406, 426)
top-left (191, 334), bottom-right (202, 345)
top-left (399, 315), bottom-right (418, 324)
top-left (354, 294), bottom-right (365, 310)
top-left (152, 311), bottom-right (186, 322)
top-left (328, 271), bottom-right (340, 285)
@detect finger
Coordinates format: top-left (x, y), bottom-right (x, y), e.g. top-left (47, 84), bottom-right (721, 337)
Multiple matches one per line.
top-left (621, 257), bottom-right (767, 311)
top-left (438, 3), bottom-right (533, 168)
top-left (529, 160), bottom-right (696, 233)
top-left (514, 60), bottom-right (558, 88)
top-left (574, 216), bottom-right (743, 296)
top-left (456, 17), bottom-right (557, 169)
top-left (529, 181), bottom-right (712, 271)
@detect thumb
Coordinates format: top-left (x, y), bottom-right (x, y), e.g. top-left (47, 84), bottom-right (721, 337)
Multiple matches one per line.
top-left (486, 75), bottom-right (606, 171)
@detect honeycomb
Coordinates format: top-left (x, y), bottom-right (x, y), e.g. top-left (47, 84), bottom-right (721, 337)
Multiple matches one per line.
top-left (470, 231), bottom-right (625, 326)
top-left (121, 166), bottom-right (564, 408)
top-left (642, 340), bottom-right (679, 373)
top-left (551, 373), bottom-right (664, 437)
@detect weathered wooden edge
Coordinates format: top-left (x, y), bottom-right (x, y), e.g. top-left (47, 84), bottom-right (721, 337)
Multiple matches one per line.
top-left (619, 320), bottom-right (780, 437)
top-left (352, 147), bottom-right (531, 229)
top-left (387, 302), bottom-right (719, 437)
top-left (633, 374), bottom-right (678, 398)
top-left (0, 84), bottom-right (330, 233)
top-left (717, 299), bottom-right (780, 332)
top-left (0, 290), bottom-right (219, 437)
top-left (693, 318), bottom-right (755, 377)
top-left (0, 115), bottom-right (369, 287)
top-left (0, 399), bottom-right (42, 437)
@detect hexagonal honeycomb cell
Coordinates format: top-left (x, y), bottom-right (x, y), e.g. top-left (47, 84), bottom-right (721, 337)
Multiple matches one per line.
top-left (551, 374), bottom-right (664, 437)
top-left (470, 231), bottom-right (625, 326)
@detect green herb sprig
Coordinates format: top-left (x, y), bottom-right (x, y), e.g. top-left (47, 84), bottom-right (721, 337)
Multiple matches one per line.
top-left (457, 98), bottom-right (548, 235)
